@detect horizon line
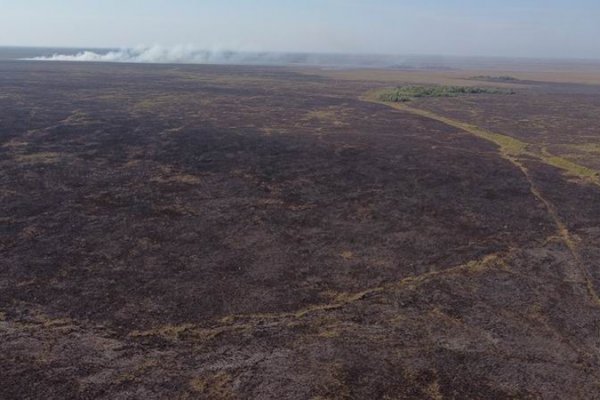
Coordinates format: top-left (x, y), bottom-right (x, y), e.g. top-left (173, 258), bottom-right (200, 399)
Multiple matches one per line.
top-left (2, 44), bottom-right (600, 63)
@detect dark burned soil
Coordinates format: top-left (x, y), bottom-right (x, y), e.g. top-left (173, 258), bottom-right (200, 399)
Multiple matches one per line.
top-left (1, 61), bottom-right (600, 399)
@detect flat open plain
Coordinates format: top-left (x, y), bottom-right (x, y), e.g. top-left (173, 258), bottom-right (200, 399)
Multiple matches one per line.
top-left (2, 60), bottom-right (600, 399)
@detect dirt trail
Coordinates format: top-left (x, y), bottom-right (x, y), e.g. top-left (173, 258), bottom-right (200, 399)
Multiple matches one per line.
top-left (372, 100), bottom-right (600, 308)
top-left (130, 253), bottom-right (502, 342)
top-left (371, 101), bottom-right (600, 187)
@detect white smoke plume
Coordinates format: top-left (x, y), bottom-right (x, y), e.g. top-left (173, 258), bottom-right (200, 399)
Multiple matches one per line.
top-left (25, 45), bottom-right (420, 68)
top-left (27, 45), bottom-right (289, 65)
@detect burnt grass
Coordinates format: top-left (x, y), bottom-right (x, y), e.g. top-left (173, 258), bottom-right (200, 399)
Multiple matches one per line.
top-left (1, 61), bottom-right (600, 399)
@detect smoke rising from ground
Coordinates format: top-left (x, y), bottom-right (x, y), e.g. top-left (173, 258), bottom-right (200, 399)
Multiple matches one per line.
top-left (26, 45), bottom-right (421, 68)
top-left (28, 45), bottom-right (286, 64)
top-left (25, 45), bottom-right (589, 71)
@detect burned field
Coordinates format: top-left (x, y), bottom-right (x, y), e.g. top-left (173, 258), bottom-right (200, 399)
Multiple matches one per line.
top-left (1, 61), bottom-right (600, 399)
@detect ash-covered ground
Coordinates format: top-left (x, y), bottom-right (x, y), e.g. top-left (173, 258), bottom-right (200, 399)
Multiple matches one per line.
top-left (1, 61), bottom-right (600, 399)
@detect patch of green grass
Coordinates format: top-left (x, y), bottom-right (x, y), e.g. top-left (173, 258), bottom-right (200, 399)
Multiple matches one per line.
top-left (377, 85), bottom-right (514, 103)
top-left (567, 143), bottom-right (600, 154)
top-left (540, 147), bottom-right (599, 179)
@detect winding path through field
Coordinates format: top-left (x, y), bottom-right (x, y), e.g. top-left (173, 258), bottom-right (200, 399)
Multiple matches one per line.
top-left (372, 99), bottom-right (600, 309)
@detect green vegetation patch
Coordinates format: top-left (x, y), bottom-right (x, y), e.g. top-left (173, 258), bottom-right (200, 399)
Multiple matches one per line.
top-left (377, 85), bottom-right (515, 102)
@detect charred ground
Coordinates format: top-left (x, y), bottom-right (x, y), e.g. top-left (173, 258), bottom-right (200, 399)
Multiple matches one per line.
top-left (1, 61), bottom-right (600, 399)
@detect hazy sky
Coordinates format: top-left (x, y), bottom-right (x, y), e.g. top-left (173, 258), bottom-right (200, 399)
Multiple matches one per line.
top-left (1, 0), bottom-right (600, 59)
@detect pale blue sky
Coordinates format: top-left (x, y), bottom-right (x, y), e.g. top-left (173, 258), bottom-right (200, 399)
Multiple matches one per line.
top-left (1, 0), bottom-right (599, 58)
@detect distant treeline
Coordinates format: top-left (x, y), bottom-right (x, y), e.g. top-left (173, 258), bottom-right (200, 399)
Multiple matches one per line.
top-left (471, 75), bottom-right (520, 82)
top-left (377, 85), bottom-right (515, 103)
